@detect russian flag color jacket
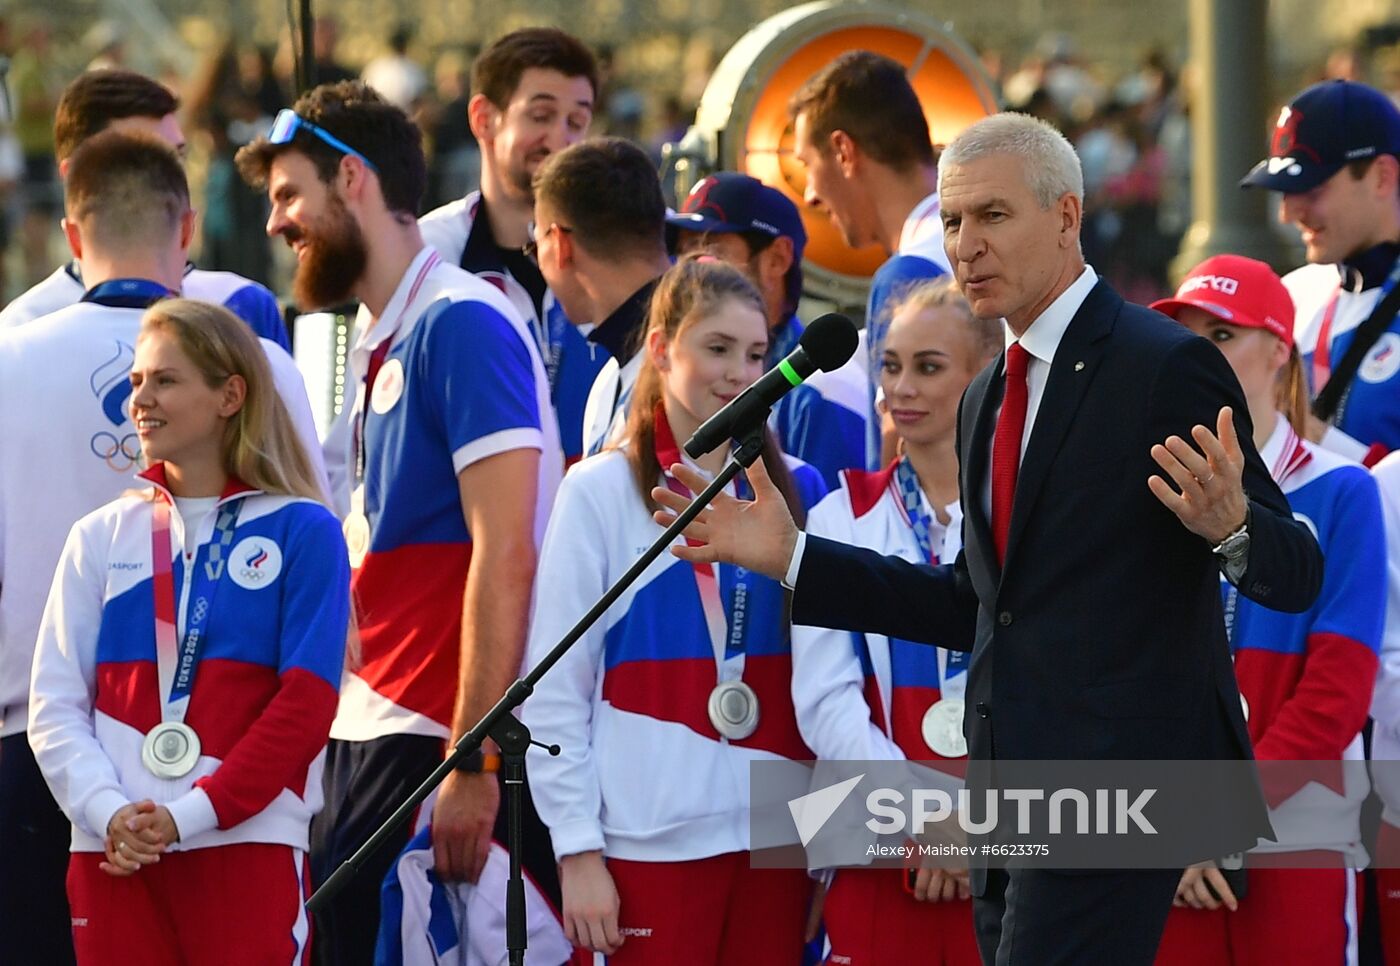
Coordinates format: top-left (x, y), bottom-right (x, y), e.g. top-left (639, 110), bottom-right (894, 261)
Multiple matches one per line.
top-left (1230, 414), bottom-right (1385, 861)
top-left (28, 467), bottom-right (350, 854)
top-left (521, 434), bottom-right (826, 864)
top-left (791, 460), bottom-right (967, 767)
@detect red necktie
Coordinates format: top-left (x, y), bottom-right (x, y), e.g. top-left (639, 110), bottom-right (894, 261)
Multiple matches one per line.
top-left (991, 342), bottom-right (1030, 565)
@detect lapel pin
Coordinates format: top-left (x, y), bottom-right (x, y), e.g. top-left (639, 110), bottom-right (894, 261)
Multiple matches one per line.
top-left (1074, 361), bottom-right (1085, 372)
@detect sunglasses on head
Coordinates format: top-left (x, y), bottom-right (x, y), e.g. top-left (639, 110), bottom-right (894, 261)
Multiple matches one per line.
top-left (268, 109), bottom-right (379, 173)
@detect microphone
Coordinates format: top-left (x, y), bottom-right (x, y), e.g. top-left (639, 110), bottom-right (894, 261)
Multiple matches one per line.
top-left (684, 312), bottom-right (859, 459)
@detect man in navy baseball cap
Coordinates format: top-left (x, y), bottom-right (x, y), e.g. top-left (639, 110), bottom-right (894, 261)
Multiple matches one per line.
top-left (668, 171), bottom-right (807, 350)
top-left (1241, 79), bottom-right (1400, 195)
top-left (1241, 79), bottom-right (1400, 468)
top-left (668, 171), bottom-right (866, 488)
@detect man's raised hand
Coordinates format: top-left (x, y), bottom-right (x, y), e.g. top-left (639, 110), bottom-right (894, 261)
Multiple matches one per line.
top-left (651, 454), bottom-right (799, 580)
top-left (1148, 406), bottom-right (1249, 545)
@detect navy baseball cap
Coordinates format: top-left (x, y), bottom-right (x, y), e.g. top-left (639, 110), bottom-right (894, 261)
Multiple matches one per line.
top-left (667, 172), bottom-right (807, 260)
top-left (1241, 80), bottom-right (1400, 193)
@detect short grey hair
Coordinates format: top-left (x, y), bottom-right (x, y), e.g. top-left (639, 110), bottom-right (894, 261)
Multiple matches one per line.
top-left (938, 112), bottom-right (1084, 208)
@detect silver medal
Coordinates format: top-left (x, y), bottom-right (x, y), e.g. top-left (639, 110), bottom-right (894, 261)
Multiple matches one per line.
top-left (141, 721), bottom-right (202, 779)
top-left (344, 512), bottom-right (370, 569)
top-left (921, 698), bottom-right (968, 758)
top-left (708, 680), bottom-right (760, 740)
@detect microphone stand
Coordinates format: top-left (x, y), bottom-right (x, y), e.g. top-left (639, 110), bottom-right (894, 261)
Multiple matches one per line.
top-left (307, 424), bottom-right (769, 966)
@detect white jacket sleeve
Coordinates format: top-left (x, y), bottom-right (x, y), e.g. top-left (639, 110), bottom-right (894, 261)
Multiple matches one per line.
top-left (791, 490), bottom-right (906, 764)
top-left (1370, 457), bottom-right (1400, 731)
top-left (28, 519), bottom-right (129, 840)
top-left (519, 466), bottom-right (612, 860)
top-left (260, 338), bottom-right (334, 506)
top-left (1371, 457), bottom-right (1400, 816)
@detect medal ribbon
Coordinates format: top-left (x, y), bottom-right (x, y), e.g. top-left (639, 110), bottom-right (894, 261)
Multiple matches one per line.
top-left (1312, 285), bottom-right (1342, 392)
top-left (893, 455), bottom-right (938, 564)
top-left (352, 251), bottom-right (441, 488)
top-left (654, 406), bottom-right (752, 682)
top-left (891, 456), bottom-right (968, 699)
top-left (518, 303), bottom-right (565, 391)
top-left (151, 495), bottom-right (244, 722)
top-left (541, 303), bottom-right (567, 390)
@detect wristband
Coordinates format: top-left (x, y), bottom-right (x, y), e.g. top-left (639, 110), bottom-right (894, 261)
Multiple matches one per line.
top-left (455, 749), bottom-right (502, 774)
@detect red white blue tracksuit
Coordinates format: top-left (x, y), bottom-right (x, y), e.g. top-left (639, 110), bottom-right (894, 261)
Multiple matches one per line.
top-left (521, 414), bottom-right (826, 963)
top-left (1283, 243), bottom-right (1400, 466)
top-left (328, 248), bottom-right (561, 741)
top-left (1155, 415), bottom-right (1385, 966)
top-left (312, 248), bottom-right (563, 965)
top-left (792, 460), bottom-right (980, 966)
top-left (0, 284), bottom-right (326, 964)
top-left (1364, 451), bottom-right (1400, 958)
top-left (28, 466), bottom-right (350, 964)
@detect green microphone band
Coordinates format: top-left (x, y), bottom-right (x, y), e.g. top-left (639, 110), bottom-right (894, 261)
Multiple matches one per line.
top-left (777, 359), bottom-right (803, 387)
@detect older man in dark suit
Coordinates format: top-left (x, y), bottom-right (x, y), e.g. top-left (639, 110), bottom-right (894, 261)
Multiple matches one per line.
top-left (653, 112), bottom-right (1322, 965)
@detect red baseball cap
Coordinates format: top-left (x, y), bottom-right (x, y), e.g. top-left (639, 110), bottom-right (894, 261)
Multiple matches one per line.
top-left (1150, 254), bottom-right (1296, 348)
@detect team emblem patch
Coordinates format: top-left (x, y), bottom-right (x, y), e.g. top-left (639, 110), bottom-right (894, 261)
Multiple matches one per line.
top-left (89, 340), bottom-right (140, 472)
top-left (371, 358), bottom-right (406, 414)
top-left (229, 537), bottom-right (283, 590)
top-left (1359, 333), bottom-right (1400, 384)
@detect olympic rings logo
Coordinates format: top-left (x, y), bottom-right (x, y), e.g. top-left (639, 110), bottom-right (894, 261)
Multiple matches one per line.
top-left (90, 431), bottom-right (141, 472)
top-left (190, 597), bottom-right (209, 623)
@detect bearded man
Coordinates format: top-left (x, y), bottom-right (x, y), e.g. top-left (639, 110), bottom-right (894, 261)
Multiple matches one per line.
top-left (237, 81), bottom-right (563, 965)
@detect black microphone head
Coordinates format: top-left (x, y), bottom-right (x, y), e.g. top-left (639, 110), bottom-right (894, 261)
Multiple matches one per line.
top-left (798, 313), bottom-right (859, 372)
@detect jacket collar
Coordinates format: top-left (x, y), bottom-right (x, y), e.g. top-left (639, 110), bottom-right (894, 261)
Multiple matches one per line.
top-left (137, 462), bottom-right (260, 506)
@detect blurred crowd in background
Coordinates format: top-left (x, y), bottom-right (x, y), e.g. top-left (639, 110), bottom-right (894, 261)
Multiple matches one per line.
top-left (4, 9), bottom-right (1400, 313)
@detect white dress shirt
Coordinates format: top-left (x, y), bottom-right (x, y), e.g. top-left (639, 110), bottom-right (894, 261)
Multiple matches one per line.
top-left (980, 265), bottom-right (1099, 519)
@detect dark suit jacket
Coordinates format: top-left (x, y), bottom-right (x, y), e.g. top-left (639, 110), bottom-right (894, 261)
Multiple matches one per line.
top-left (793, 280), bottom-right (1323, 867)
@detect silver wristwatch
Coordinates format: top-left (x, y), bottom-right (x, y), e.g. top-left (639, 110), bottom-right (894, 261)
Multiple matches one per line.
top-left (1211, 515), bottom-right (1251, 562)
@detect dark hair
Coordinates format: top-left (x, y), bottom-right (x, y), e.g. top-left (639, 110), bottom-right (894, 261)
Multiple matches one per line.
top-left (614, 254), bottom-right (806, 527)
top-left (788, 51), bottom-right (936, 171)
top-left (65, 131), bottom-right (189, 249)
top-left (731, 230), bottom-right (804, 320)
top-left (235, 81), bottom-right (426, 217)
top-left (472, 28), bottom-right (598, 109)
top-left (533, 136), bottom-right (666, 261)
top-left (54, 69), bottom-right (180, 162)
top-left (1344, 155), bottom-right (1400, 200)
